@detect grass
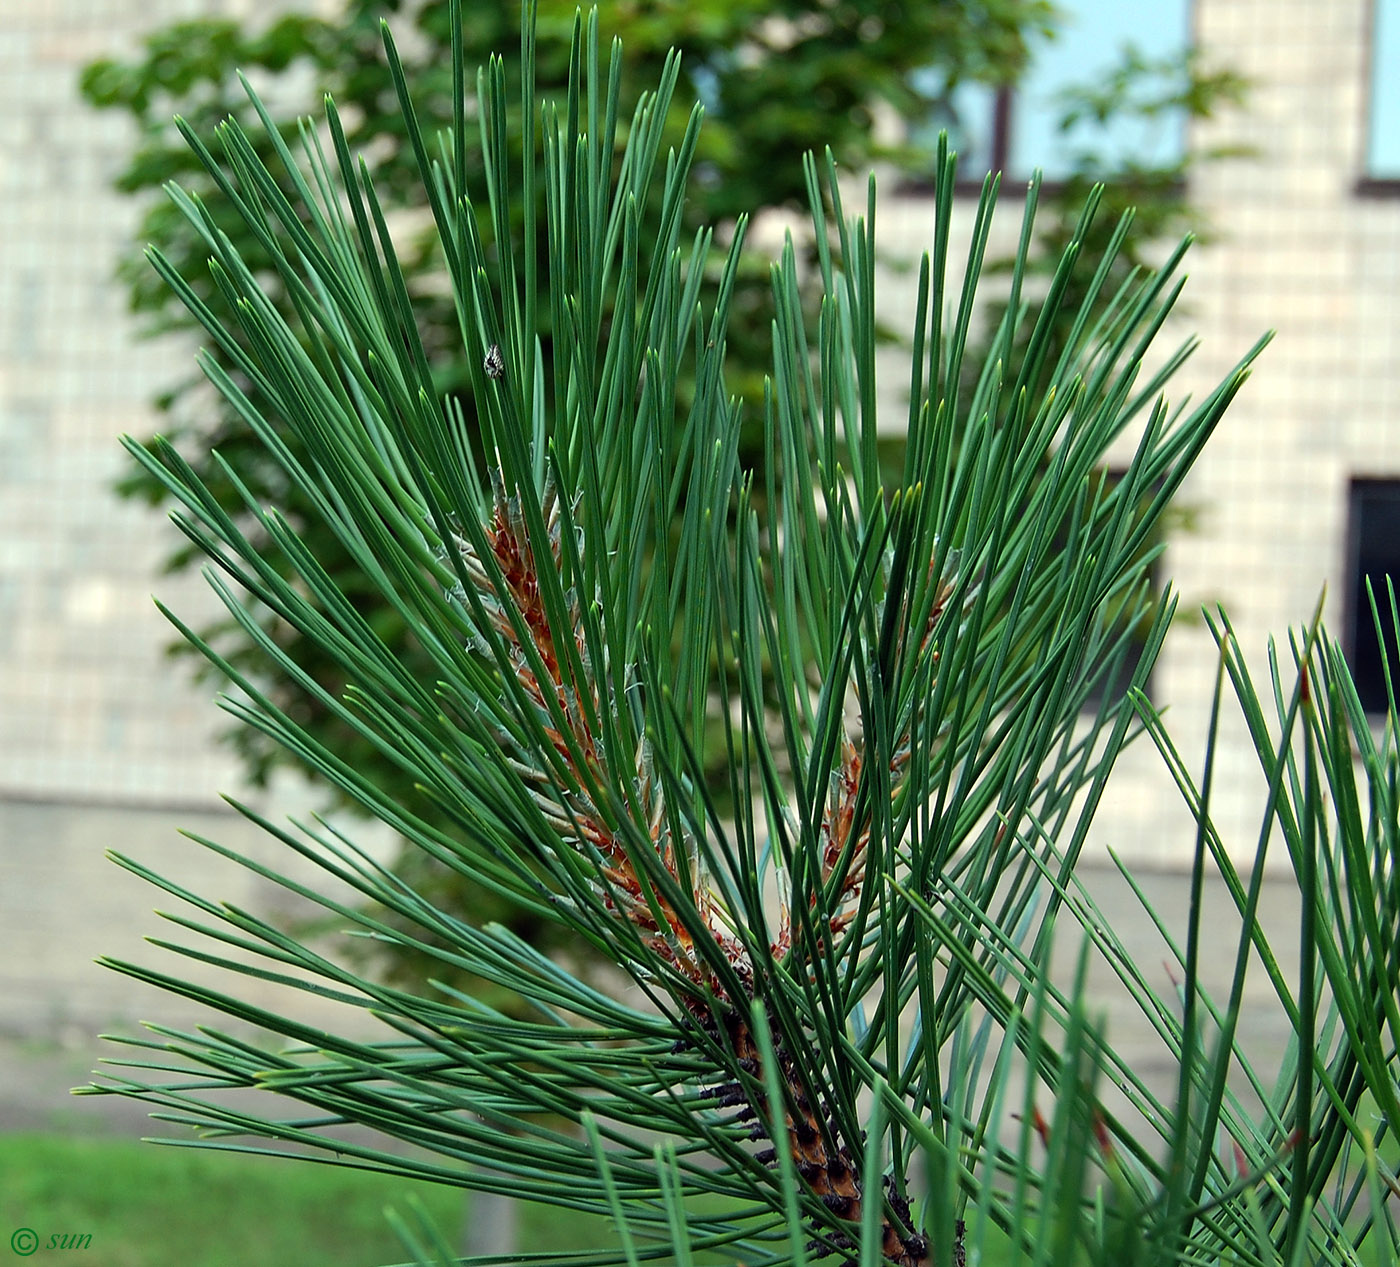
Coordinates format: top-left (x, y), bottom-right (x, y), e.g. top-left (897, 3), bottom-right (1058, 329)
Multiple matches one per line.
top-left (0, 1132), bottom-right (613, 1265)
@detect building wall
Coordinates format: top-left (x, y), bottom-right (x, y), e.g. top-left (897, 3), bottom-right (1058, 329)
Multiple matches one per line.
top-left (0, 0), bottom-right (362, 1040)
top-left (872, 0), bottom-right (1400, 866)
top-left (1135, 0), bottom-right (1400, 862)
top-left (1, 0), bottom-right (226, 806)
top-left (1, 0), bottom-right (1396, 1038)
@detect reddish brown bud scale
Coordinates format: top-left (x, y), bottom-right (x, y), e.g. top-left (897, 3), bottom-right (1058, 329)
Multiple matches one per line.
top-left (451, 477), bottom-right (950, 1267)
top-left (1092, 1109), bottom-right (1115, 1160)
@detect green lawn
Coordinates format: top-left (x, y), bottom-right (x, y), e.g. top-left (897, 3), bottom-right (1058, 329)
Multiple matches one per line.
top-left (0, 1133), bottom-right (613, 1266)
top-left (9, 1130), bottom-right (1388, 1266)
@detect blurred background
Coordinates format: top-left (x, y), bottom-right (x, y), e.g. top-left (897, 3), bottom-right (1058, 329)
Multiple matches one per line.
top-left (0, 0), bottom-right (1397, 1258)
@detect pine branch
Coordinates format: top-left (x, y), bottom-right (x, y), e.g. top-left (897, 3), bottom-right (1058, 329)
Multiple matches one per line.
top-left (87, 7), bottom-right (1400, 1267)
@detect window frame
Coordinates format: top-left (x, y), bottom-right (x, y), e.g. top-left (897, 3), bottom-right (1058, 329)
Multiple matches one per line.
top-left (1358, 0), bottom-right (1400, 194)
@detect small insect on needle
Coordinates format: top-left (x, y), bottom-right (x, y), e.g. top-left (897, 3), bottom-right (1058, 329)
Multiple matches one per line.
top-left (484, 343), bottom-right (505, 380)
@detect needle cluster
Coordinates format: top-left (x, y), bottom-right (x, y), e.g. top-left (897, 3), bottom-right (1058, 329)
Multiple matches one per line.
top-left (82, 5), bottom-right (1399, 1267)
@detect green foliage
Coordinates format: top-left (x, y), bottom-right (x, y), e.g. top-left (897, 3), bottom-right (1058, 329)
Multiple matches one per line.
top-left (79, 6), bottom-right (1400, 1264)
top-left (82, 0), bottom-right (1062, 989)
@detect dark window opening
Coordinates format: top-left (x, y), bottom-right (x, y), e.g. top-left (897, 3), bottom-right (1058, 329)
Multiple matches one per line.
top-left (1064, 467), bottom-right (1164, 714)
top-left (1344, 478), bottom-right (1400, 714)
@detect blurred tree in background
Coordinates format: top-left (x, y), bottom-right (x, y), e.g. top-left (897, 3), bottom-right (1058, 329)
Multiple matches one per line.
top-left (80, 0), bottom-right (1242, 990)
top-left (977, 42), bottom-right (1249, 699)
top-left (974, 42), bottom-right (1250, 397)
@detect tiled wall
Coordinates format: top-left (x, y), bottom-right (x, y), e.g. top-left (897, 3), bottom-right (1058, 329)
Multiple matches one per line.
top-left (0, 0), bottom-right (249, 807)
top-left (1156, 0), bottom-right (1400, 861)
top-left (0, 0), bottom-right (357, 1039)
